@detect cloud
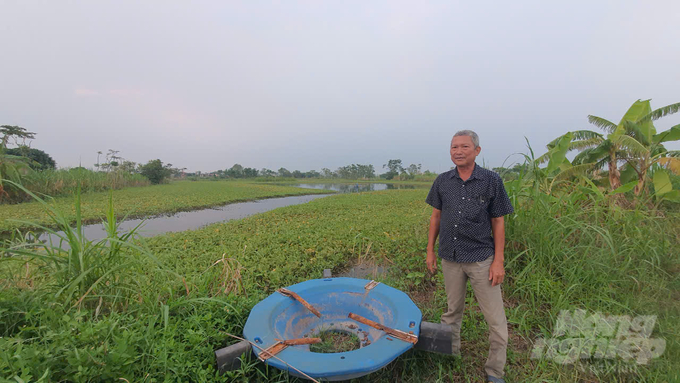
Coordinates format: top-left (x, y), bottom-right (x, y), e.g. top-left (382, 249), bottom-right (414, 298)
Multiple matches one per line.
top-left (74, 88), bottom-right (100, 96)
top-left (109, 88), bottom-right (143, 97)
top-left (74, 88), bottom-right (144, 97)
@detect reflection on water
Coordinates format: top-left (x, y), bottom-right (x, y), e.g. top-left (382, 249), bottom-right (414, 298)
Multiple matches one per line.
top-left (292, 183), bottom-right (421, 193)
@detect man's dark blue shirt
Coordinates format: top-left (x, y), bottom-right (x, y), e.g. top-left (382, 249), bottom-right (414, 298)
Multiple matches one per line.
top-left (426, 163), bottom-right (514, 263)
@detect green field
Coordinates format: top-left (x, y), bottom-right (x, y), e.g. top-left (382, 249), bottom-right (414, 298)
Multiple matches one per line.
top-left (1, 183), bottom-right (678, 382)
top-left (0, 181), bottom-right (330, 233)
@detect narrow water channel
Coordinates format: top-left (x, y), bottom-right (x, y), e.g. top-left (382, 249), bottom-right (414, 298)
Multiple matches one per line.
top-left (35, 194), bottom-right (330, 244)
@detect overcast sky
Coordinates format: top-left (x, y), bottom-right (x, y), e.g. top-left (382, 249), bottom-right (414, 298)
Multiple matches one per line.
top-left (1, 1), bottom-right (679, 173)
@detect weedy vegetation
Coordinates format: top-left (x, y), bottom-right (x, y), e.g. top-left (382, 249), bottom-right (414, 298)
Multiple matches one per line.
top-left (1, 113), bottom-right (679, 382)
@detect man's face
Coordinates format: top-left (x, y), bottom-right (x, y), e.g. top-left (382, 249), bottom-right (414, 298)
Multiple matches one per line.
top-left (450, 135), bottom-right (481, 167)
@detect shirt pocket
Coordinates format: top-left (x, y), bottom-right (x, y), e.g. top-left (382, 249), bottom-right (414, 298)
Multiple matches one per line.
top-left (465, 194), bottom-right (491, 223)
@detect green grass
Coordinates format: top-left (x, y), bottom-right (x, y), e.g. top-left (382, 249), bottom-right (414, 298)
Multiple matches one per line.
top-left (1, 184), bottom-right (678, 382)
top-left (0, 180), bottom-right (330, 233)
top-left (309, 330), bottom-right (362, 353)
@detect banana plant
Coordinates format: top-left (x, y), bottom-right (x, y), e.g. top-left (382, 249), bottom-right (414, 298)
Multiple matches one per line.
top-left (611, 100), bottom-right (680, 195)
top-left (536, 131), bottom-right (605, 192)
top-left (538, 100), bottom-right (680, 196)
top-left (652, 168), bottom-right (680, 203)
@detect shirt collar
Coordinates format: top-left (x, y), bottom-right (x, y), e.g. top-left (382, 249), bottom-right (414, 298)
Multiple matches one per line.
top-left (450, 162), bottom-right (484, 181)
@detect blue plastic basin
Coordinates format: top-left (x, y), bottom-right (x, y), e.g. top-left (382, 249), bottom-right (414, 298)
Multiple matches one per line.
top-left (243, 277), bottom-right (422, 381)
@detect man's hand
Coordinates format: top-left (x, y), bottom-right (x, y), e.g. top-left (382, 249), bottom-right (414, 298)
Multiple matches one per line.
top-left (490, 216), bottom-right (506, 287)
top-left (426, 208), bottom-right (441, 274)
top-left (426, 250), bottom-right (437, 274)
top-left (489, 259), bottom-right (505, 286)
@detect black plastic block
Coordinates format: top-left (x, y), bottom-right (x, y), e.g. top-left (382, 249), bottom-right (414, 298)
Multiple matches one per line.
top-left (414, 321), bottom-right (455, 355)
top-left (215, 340), bottom-right (253, 373)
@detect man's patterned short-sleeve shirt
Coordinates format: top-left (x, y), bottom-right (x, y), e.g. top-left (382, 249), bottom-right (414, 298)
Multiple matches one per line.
top-left (426, 163), bottom-right (514, 263)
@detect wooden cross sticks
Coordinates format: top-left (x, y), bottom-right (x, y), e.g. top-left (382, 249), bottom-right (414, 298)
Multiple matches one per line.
top-left (258, 337), bottom-right (321, 360)
top-left (277, 288), bottom-right (322, 318)
top-left (348, 312), bottom-right (418, 344)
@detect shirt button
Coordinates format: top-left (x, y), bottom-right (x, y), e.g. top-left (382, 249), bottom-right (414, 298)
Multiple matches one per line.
top-left (454, 237), bottom-right (457, 240)
top-left (462, 197), bottom-right (465, 200)
top-left (459, 211), bottom-right (461, 214)
top-left (454, 225), bottom-right (458, 227)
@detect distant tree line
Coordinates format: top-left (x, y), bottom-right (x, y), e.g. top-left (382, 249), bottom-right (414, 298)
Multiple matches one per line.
top-left (381, 159), bottom-right (437, 180)
top-left (1, 125), bottom-right (185, 190)
top-left (199, 160), bottom-right (435, 180)
top-left (1, 124), bottom-right (438, 196)
top-left (92, 149), bottom-right (186, 184)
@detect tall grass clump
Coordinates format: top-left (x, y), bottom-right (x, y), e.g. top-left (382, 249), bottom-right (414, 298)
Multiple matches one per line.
top-left (1, 182), bottom-right (159, 309)
top-left (3, 168), bottom-right (149, 204)
top-left (496, 157), bottom-right (680, 381)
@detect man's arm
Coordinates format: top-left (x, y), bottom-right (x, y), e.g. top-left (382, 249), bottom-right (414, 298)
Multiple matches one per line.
top-left (489, 216), bottom-right (505, 286)
top-left (426, 208), bottom-right (441, 273)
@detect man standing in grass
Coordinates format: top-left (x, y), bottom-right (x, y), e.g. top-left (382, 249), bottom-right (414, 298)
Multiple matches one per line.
top-left (425, 130), bottom-right (514, 383)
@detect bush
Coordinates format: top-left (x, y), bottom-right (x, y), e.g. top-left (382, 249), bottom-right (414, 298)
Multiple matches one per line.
top-left (5, 147), bottom-right (56, 170)
top-left (139, 159), bottom-right (173, 184)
